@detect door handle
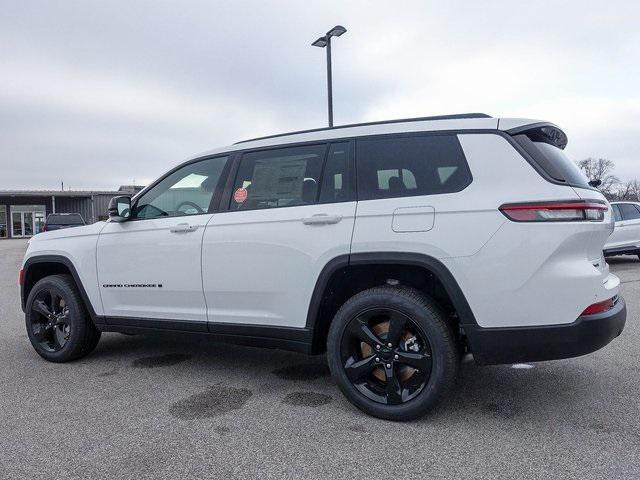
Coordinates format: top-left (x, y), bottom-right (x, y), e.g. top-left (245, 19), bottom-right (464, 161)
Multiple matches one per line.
top-left (170, 223), bottom-right (198, 233)
top-left (302, 214), bottom-right (343, 225)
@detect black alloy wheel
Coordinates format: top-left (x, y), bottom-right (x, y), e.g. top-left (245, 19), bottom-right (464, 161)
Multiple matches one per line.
top-left (25, 274), bottom-right (101, 362)
top-left (29, 288), bottom-right (72, 352)
top-left (327, 286), bottom-right (458, 421)
top-left (340, 308), bottom-right (432, 405)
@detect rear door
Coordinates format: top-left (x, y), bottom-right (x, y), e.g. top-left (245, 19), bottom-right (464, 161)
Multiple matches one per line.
top-left (202, 141), bottom-right (356, 328)
top-left (350, 133), bottom-right (495, 259)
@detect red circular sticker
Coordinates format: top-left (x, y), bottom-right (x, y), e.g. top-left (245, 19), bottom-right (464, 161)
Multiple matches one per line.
top-left (233, 187), bottom-right (248, 203)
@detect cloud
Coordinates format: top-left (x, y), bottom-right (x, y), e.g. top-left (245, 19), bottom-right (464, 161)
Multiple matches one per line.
top-left (0, 0), bottom-right (639, 189)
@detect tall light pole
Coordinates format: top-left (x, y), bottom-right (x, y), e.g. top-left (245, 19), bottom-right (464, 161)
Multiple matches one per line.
top-left (312, 25), bottom-right (347, 127)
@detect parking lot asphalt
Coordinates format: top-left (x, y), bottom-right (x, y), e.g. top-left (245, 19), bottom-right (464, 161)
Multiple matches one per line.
top-left (1, 239), bottom-right (639, 480)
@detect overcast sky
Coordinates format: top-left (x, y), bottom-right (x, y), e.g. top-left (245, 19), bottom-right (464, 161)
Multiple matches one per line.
top-left (1, 0), bottom-right (639, 190)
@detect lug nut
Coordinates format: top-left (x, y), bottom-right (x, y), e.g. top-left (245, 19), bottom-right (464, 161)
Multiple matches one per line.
top-left (394, 354), bottom-right (399, 360)
top-left (375, 357), bottom-right (380, 362)
top-left (387, 343), bottom-right (392, 348)
top-left (375, 344), bottom-right (381, 350)
top-left (386, 363), bottom-right (391, 368)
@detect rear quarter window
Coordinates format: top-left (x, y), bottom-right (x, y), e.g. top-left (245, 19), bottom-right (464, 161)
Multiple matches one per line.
top-left (513, 131), bottom-right (591, 189)
top-left (356, 134), bottom-right (471, 200)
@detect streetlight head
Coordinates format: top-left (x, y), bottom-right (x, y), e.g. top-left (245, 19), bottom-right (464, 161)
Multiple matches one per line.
top-left (327, 25), bottom-right (347, 37)
top-left (311, 37), bottom-right (328, 48)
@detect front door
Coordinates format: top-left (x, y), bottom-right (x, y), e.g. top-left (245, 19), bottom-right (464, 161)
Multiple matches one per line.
top-left (96, 155), bottom-right (230, 326)
top-left (202, 142), bottom-right (356, 328)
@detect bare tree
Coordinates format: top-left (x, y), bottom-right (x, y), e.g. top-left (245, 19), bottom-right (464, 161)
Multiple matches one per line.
top-left (575, 158), bottom-right (619, 197)
top-left (615, 179), bottom-right (640, 201)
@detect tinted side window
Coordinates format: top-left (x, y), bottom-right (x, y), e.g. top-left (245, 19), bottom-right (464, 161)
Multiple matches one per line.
top-left (356, 135), bottom-right (471, 200)
top-left (612, 205), bottom-right (622, 222)
top-left (619, 204), bottom-right (640, 221)
top-left (134, 156), bottom-right (229, 219)
top-left (319, 142), bottom-right (350, 203)
top-left (513, 133), bottom-right (590, 189)
top-left (231, 144), bottom-right (326, 210)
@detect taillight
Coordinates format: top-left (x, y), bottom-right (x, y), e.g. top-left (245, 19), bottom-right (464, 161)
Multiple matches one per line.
top-left (581, 297), bottom-right (616, 315)
top-left (499, 200), bottom-right (607, 222)
top-left (18, 269), bottom-right (24, 286)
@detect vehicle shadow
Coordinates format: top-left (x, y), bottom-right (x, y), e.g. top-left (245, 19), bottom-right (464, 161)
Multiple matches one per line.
top-left (88, 330), bottom-right (609, 426)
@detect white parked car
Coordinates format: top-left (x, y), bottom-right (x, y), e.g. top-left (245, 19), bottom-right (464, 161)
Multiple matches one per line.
top-left (604, 201), bottom-right (640, 259)
top-left (19, 114), bottom-right (626, 420)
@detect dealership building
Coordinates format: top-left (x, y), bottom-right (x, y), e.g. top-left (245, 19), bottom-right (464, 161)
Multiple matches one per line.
top-left (0, 186), bottom-right (143, 239)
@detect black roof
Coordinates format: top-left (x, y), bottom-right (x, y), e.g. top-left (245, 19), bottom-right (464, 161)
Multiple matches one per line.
top-left (234, 113), bottom-right (492, 145)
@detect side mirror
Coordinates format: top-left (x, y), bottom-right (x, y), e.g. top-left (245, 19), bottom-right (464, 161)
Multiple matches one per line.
top-left (108, 196), bottom-right (131, 222)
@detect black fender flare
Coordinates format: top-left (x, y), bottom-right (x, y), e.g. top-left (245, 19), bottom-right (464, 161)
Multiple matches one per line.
top-left (21, 255), bottom-right (103, 325)
top-left (304, 251), bottom-right (479, 338)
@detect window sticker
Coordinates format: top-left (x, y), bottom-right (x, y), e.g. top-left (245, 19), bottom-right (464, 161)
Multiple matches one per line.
top-left (250, 159), bottom-right (307, 201)
top-left (233, 187), bottom-right (248, 203)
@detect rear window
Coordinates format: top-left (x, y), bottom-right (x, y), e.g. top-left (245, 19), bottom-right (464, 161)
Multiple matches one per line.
top-left (356, 134), bottom-right (472, 200)
top-left (513, 128), bottom-right (590, 189)
top-left (47, 214), bottom-right (84, 225)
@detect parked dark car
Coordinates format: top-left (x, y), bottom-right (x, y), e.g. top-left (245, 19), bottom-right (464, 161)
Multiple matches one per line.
top-left (43, 213), bottom-right (86, 232)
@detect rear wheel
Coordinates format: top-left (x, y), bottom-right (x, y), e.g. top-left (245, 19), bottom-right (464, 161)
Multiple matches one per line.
top-left (25, 274), bottom-right (101, 362)
top-left (327, 286), bottom-right (458, 421)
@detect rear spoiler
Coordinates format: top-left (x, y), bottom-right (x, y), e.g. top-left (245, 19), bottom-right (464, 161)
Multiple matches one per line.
top-left (504, 122), bottom-right (568, 150)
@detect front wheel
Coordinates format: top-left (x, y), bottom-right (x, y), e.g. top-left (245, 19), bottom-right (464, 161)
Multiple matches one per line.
top-left (327, 286), bottom-right (458, 421)
top-left (25, 274), bottom-right (101, 362)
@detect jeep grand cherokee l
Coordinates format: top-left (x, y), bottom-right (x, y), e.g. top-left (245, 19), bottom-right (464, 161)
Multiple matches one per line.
top-left (20, 113), bottom-right (626, 420)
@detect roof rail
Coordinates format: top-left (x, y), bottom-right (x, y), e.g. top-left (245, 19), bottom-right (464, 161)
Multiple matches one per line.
top-left (234, 113), bottom-right (492, 145)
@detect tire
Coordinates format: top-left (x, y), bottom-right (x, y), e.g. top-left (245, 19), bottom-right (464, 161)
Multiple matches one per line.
top-left (327, 286), bottom-right (458, 421)
top-left (25, 274), bottom-right (101, 362)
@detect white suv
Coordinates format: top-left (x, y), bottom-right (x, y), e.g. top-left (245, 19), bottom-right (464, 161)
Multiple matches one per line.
top-left (20, 114), bottom-right (626, 420)
top-left (604, 201), bottom-right (640, 259)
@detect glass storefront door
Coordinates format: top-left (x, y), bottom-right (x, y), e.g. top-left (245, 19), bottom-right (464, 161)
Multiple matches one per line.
top-left (10, 206), bottom-right (46, 238)
top-left (12, 212), bottom-right (23, 237)
top-left (23, 212), bottom-right (34, 236)
top-left (34, 212), bottom-right (45, 234)
top-left (0, 206), bottom-right (7, 238)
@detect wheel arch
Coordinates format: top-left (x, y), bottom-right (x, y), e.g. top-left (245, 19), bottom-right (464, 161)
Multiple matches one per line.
top-left (306, 252), bottom-right (478, 354)
top-left (21, 255), bottom-right (103, 325)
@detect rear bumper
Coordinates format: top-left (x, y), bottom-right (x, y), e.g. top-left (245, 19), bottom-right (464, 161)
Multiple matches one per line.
top-left (464, 297), bottom-right (627, 365)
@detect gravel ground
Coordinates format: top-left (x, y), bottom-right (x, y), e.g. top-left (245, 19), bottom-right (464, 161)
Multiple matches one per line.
top-left (1, 239), bottom-right (639, 479)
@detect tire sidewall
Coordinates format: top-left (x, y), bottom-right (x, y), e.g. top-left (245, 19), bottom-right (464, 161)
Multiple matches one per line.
top-left (327, 288), bottom-right (455, 421)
